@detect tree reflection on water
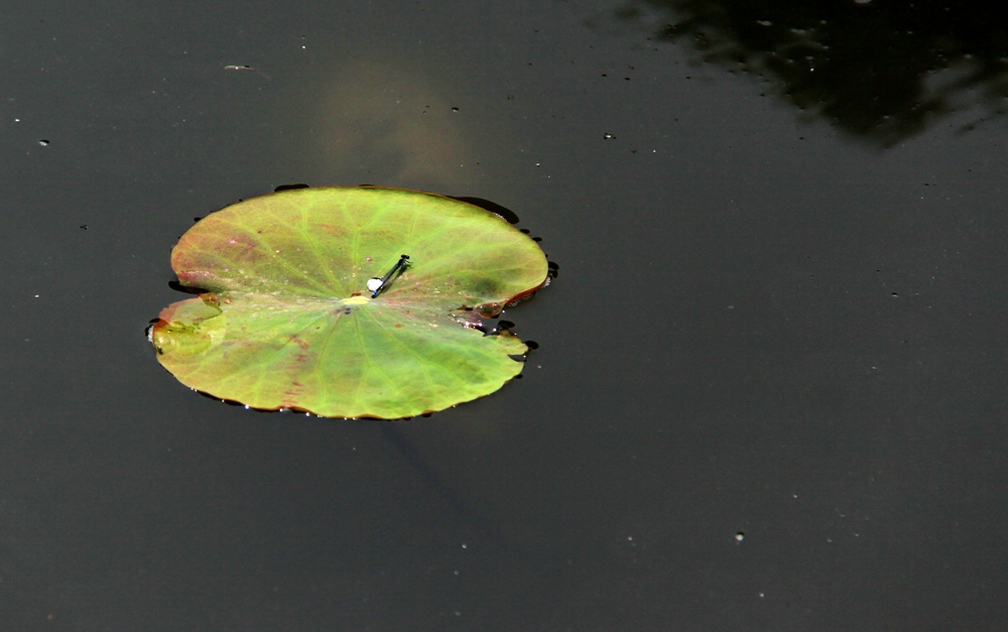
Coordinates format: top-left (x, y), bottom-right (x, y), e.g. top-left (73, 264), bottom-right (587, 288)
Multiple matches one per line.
top-left (614, 0), bottom-right (1008, 147)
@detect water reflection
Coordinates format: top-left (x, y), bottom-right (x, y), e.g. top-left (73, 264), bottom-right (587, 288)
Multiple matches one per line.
top-left (613, 0), bottom-right (1008, 146)
top-left (316, 58), bottom-right (476, 188)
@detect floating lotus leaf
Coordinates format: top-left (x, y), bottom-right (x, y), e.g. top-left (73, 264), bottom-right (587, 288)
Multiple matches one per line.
top-left (149, 186), bottom-right (549, 418)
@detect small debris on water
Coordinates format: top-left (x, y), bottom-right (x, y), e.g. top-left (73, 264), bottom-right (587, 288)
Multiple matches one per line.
top-left (223, 64), bottom-right (271, 79)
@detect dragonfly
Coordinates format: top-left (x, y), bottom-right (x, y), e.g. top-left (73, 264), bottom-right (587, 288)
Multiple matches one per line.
top-left (367, 254), bottom-right (411, 298)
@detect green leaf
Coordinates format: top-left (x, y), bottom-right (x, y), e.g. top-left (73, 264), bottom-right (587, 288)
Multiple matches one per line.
top-left (149, 187), bottom-right (549, 419)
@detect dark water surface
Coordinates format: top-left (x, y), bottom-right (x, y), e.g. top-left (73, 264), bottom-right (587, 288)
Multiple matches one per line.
top-left (4, 1), bottom-right (1008, 629)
